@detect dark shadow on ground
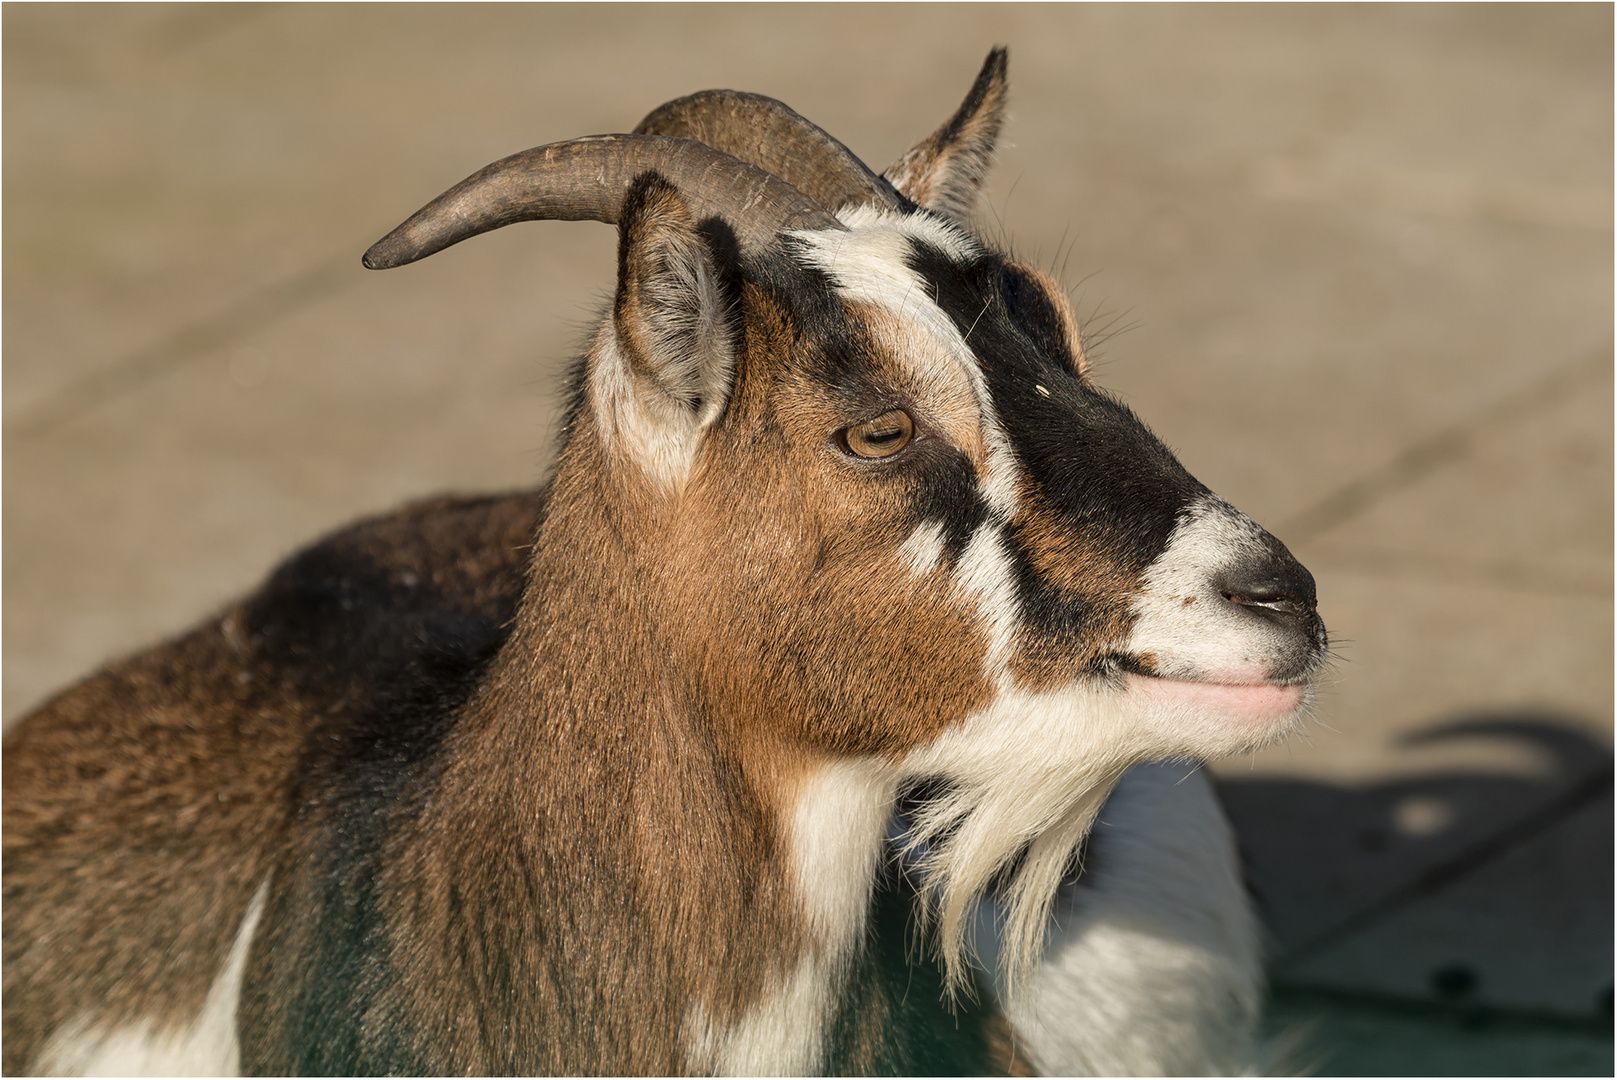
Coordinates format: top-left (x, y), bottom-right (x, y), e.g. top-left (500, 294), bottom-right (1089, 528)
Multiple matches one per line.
top-left (1214, 714), bottom-right (1613, 1075)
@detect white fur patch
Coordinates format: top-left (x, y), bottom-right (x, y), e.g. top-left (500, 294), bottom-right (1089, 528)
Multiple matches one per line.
top-left (590, 331), bottom-right (707, 494)
top-left (35, 878), bottom-right (270, 1077)
top-left (951, 523), bottom-right (1021, 688)
top-left (833, 203), bottom-right (982, 263)
top-left (893, 638), bottom-right (1304, 1000)
top-left (789, 758), bottom-right (900, 948)
top-left (899, 520), bottom-right (947, 577)
top-left (897, 680), bottom-right (1153, 994)
top-left (973, 764), bottom-right (1262, 1076)
top-left (889, 490), bottom-right (1321, 996)
top-left (587, 213), bottom-right (734, 497)
top-left (1128, 494), bottom-right (1311, 684)
top-left (685, 759), bottom-right (897, 1075)
top-left (683, 960), bottom-right (833, 1077)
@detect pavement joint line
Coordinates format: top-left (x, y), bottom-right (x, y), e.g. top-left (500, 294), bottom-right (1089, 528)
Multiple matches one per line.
top-left (1281, 343), bottom-right (1613, 543)
top-left (1274, 766), bottom-right (1614, 970)
top-left (1267, 983), bottom-right (1615, 1034)
top-left (8, 255), bottom-right (359, 441)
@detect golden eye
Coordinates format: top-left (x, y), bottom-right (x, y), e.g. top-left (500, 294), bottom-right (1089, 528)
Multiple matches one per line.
top-left (845, 409), bottom-right (915, 459)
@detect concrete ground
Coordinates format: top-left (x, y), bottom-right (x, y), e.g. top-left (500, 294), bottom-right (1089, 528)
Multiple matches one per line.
top-left (5, 4), bottom-right (1611, 1073)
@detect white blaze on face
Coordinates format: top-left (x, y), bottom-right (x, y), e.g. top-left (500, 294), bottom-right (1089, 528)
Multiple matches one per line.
top-left (795, 210), bottom-right (1041, 699)
top-left (792, 207), bottom-right (1022, 519)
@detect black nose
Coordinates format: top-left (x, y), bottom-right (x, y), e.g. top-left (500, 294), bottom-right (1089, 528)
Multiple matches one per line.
top-left (1217, 543), bottom-right (1317, 626)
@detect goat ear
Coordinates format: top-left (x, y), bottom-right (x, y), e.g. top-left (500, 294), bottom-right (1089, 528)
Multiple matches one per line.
top-left (883, 48), bottom-right (1008, 224)
top-left (600, 173), bottom-right (736, 490)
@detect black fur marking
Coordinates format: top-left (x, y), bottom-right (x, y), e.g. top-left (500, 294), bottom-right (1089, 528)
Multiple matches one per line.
top-left (907, 447), bottom-right (989, 566)
top-left (904, 241), bottom-right (1207, 643)
top-left (938, 46), bottom-right (1009, 149)
top-left (999, 259), bottom-right (1075, 373)
top-left (766, 235), bottom-right (845, 330)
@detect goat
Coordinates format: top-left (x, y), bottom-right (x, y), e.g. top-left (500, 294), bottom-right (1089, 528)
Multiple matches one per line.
top-left (3, 49), bottom-right (1327, 1075)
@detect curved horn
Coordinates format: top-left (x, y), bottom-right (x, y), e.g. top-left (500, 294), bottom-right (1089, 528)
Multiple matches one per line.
top-left (634, 91), bottom-right (907, 214)
top-left (363, 134), bottom-right (845, 270)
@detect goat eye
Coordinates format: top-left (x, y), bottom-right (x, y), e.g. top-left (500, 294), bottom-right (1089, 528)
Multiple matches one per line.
top-left (844, 410), bottom-right (915, 459)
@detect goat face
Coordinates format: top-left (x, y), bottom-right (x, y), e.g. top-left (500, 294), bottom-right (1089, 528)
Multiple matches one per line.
top-left (587, 191), bottom-right (1328, 752)
top-left (366, 49), bottom-right (1327, 992)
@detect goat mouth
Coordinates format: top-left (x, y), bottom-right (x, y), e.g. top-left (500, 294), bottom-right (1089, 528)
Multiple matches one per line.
top-left (1124, 671), bottom-right (1309, 721)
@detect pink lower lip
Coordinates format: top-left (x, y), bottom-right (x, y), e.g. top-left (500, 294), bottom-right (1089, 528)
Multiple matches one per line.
top-left (1126, 674), bottom-right (1307, 718)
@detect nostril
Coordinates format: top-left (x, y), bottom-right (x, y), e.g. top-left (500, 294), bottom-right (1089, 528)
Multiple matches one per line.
top-left (1224, 588), bottom-right (1309, 619)
top-left (1217, 554), bottom-right (1317, 622)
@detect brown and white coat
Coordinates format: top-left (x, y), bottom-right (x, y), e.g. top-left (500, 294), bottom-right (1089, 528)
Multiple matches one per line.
top-left (3, 50), bottom-right (1327, 1076)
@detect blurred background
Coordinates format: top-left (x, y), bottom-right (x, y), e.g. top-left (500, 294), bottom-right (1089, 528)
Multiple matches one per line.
top-left (4, 5), bottom-right (1610, 1073)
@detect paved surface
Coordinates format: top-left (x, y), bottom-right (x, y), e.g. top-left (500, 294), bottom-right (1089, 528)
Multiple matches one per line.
top-left (6, 5), bottom-right (1611, 1073)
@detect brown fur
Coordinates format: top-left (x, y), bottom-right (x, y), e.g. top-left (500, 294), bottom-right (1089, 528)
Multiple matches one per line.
top-left (5, 51), bottom-right (1189, 1075)
top-left (349, 446), bottom-right (811, 1071)
top-left (4, 493), bottom-right (543, 1074)
top-left (1007, 480), bottom-right (1148, 690)
top-left (653, 289), bottom-right (997, 759)
top-left (237, 258), bottom-right (1012, 1070)
top-left (1008, 259), bottom-right (1089, 377)
top-left (3, 622), bottom-right (294, 1073)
